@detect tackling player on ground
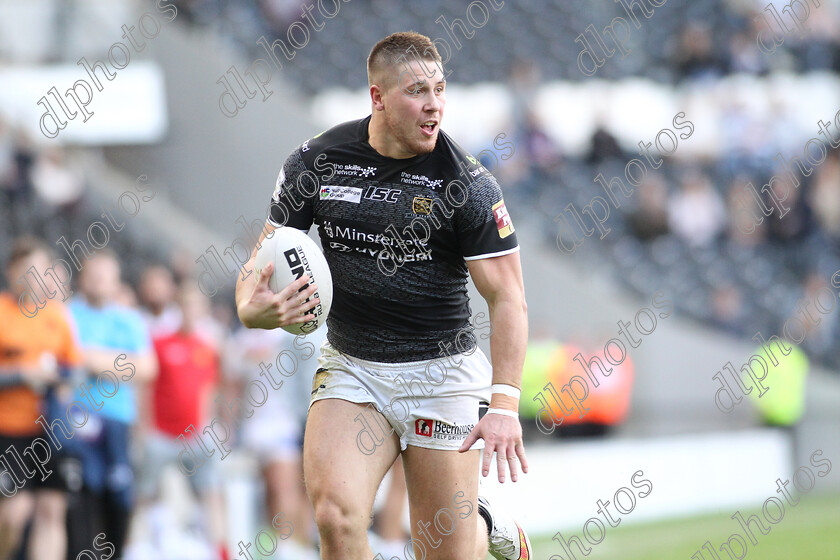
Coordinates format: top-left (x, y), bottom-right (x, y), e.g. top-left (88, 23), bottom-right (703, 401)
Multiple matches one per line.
top-left (236, 32), bottom-right (531, 560)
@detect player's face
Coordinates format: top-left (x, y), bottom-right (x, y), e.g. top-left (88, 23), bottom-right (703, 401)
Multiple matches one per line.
top-left (382, 59), bottom-right (446, 157)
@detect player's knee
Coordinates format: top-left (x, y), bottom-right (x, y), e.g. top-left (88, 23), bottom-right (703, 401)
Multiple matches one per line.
top-left (311, 494), bottom-right (363, 540)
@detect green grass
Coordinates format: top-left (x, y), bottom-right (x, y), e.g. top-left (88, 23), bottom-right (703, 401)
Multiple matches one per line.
top-left (522, 492), bottom-right (840, 560)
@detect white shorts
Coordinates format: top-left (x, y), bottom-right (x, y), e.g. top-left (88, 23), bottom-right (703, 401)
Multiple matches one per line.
top-left (310, 340), bottom-right (492, 451)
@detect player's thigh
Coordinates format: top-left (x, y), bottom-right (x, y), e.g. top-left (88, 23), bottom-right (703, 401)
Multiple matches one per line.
top-left (402, 446), bottom-right (481, 558)
top-left (303, 398), bottom-right (399, 517)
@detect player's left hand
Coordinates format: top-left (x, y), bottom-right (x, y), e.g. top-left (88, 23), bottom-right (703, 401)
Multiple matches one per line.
top-left (459, 412), bottom-right (529, 483)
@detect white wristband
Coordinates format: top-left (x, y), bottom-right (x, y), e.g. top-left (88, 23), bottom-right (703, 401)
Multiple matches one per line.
top-left (486, 408), bottom-right (519, 418)
top-left (491, 384), bottom-right (521, 399)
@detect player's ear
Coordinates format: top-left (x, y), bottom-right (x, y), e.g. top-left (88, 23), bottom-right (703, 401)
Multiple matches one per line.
top-left (370, 84), bottom-right (385, 111)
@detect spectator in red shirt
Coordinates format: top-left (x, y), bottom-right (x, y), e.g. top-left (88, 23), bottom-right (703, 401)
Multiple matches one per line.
top-left (136, 285), bottom-right (228, 560)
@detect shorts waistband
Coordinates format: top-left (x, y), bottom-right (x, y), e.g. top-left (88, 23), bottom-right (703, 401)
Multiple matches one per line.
top-left (323, 340), bottom-right (466, 372)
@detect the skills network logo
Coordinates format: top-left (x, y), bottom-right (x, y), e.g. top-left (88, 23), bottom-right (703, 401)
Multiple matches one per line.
top-left (400, 171), bottom-right (444, 189)
top-left (334, 163), bottom-right (377, 178)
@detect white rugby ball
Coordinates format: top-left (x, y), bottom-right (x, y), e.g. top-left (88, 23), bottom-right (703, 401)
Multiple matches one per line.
top-left (253, 227), bottom-right (333, 334)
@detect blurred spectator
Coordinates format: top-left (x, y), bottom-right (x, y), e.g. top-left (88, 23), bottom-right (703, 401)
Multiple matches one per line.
top-left (672, 23), bottom-right (727, 82)
top-left (0, 237), bottom-right (83, 560)
top-left (504, 60), bottom-right (563, 200)
top-left (625, 172), bottom-right (670, 241)
top-left (30, 148), bottom-right (84, 215)
top-left (258, 0), bottom-right (300, 32)
top-left (809, 151), bottom-right (840, 244)
top-left (766, 98), bottom-right (802, 158)
top-left (786, 0), bottom-right (840, 72)
top-left (667, 170), bottom-right (726, 246)
top-left (709, 284), bottom-right (746, 336)
top-left (0, 126), bottom-right (36, 234)
top-left (0, 119), bottom-right (15, 192)
top-left (138, 265), bottom-right (181, 339)
top-left (798, 272), bottom-right (838, 358)
top-left (507, 59), bottom-right (542, 134)
top-left (725, 176), bottom-right (768, 247)
top-left (727, 28), bottom-right (770, 74)
top-left (135, 285), bottom-right (228, 560)
top-left (523, 111), bottom-right (562, 170)
top-left (115, 282), bottom-right (139, 309)
top-left (224, 326), bottom-right (327, 560)
top-left (718, 98), bottom-right (773, 177)
top-left (585, 124), bottom-right (624, 165)
top-left (514, 110), bottom-right (562, 200)
top-left (66, 251), bottom-right (157, 560)
top-left (168, 249), bottom-right (198, 286)
top-left (9, 134), bottom-right (36, 197)
top-left (139, 262), bottom-right (228, 352)
top-left (766, 175), bottom-right (813, 243)
top-left (748, 334), bottom-right (809, 427)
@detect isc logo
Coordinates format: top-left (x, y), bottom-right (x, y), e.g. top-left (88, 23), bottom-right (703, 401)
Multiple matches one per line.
top-left (363, 186), bottom-right (400, 203)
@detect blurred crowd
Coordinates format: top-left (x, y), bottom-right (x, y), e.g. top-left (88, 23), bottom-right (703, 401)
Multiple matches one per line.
top-left (0, 118), bottom-right (88, 243)
top-left (490, 56), bottom-right (840, 371)
top-left (0, 236), bottom-right (344, 560)
top-left (166, 0), bottom-right (840, 90)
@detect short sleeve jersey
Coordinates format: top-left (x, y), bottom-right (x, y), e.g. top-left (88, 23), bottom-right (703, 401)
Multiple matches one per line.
top-left (152, 332), bottom-right (218, 437)
top-left (69, 298), bottom-right (152, 424)
top-left (266, 116), bottom-right (518, 363)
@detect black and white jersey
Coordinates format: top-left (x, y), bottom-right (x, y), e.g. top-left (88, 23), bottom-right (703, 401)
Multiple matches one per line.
top-left (267, 115), bottom-right (518, 362)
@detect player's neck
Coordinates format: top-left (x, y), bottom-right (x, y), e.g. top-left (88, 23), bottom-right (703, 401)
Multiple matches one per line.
top-left (367, 115), bottom-right (416, 160)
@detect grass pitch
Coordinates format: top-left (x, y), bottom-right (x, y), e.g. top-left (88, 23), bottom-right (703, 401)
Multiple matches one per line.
top-left (522, 492), bottom-right (839, 560)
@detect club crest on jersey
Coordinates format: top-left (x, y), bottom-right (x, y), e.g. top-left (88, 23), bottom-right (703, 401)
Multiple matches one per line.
top-left (329, 242), bottom-right (352, 252)
top-left (492, 199), bottom-right (514, 238)
top-left (412, 197), bottom-right (433, 215)
top-left (320, 185), bottom-right (361, 203)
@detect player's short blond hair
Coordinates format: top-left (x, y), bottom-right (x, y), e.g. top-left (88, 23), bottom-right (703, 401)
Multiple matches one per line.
top-left (367, 31), bottom-right (442, 90)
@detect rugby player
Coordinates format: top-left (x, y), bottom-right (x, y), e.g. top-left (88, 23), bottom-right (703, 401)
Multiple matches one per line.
top-left (235, 31), bottom-right (530, 560)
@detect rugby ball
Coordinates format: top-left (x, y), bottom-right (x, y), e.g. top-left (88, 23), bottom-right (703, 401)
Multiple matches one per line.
top-left (253, 227), bottom-right (333, 334)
